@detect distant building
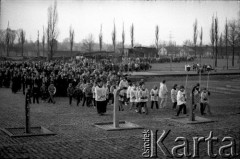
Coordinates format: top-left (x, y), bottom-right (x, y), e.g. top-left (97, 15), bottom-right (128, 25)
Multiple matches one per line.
top-left (126, 46), bottom-right (157, 58)
top-left (158, 47), bottom-right (167, 56)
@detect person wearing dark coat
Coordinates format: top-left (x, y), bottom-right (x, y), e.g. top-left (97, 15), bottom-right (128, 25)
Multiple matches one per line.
top-left (11, 73), bottom-right (18, 93)
top-left (40, 83), bottom-right (48, 101)
top-left (74, 85), bottom-right (83, 106)
top-left (16, 72), bottom-right (22, 92)
top-left (67, 83), bottom-right (75, 105)
top-left (26, 75), bottom-right (32, 90)
top-left (192, 83), bottom-right (200, 110)
top-left (35, 75), bottom-right (42, 89)
top-left (22, 74), bottom-right (27, 95)
top-left (32, 83), bottom-right (40, 104)
top-left (48, 83), bottom-right (56, 104)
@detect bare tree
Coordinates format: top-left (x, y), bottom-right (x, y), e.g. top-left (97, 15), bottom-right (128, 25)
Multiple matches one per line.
top-left (47, 0), bottom-right (58, 60)
top-left (193, 19), bottom-right (198, 58)
top-left (5, 22), bottom-right (10, 57)
top-left (42, 26), bottom-right (45, 57)
top-left (37, 30), bottom-right (40, 57)
top-left (130, 23), bottom-right (134, 48)
top-left (17, 29), bottom-right (25, 57)
top-left (183, 39), bottom-right (194, 47)
top-left (155, 25), bottom-right (159, 56)
top-left (199, 27), bottom-right (203, 64)
top-left (99, 24), bottom-right (103, 51)
top-left (69, 26), bottom-right (74, 54)
top-left (112, 21), bottom-right (116, 53)
top-left (0, 30), bottom-right (5, 56)
top-left (224, 19), bottom-right (229, 69)
top-left (214, 16), bottom-right (219, 67)
top-left (228, 20), bottom-right (238, 67)
top-left (210, 16), bottom-right (215, 60)
top-left (5, 23), bottom-right (16, 57)
top-left (122, 23), bottom-right (125, 56)
top-left (219, 33), bottom-right (223, 59)
top-left (20, 29), bottom-right (26, 56)
top-left (82, 34), bottom-right (94, 52)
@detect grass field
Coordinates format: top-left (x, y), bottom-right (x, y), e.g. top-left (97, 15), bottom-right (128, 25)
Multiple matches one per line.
top-left (150, 57), bottom-right (240, 72)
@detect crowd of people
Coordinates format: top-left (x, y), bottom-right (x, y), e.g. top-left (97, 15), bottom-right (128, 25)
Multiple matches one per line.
top-left (0, 57), bottom-right (211, 116)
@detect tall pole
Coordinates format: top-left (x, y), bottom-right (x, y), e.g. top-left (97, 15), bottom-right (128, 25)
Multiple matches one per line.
top-left (113, 88), bottom-right (121, 128)
top-left (199, 68), bottom-right (201, 86)
top-left (186, 70), bottom-right (195, 121)
top-left (207, 72), bottom-right (210, 90)
top-left (25, 89), bottom-right (31, 133)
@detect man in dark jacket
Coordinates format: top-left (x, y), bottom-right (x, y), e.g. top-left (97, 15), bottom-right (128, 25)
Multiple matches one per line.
top-left (32, 83), bottom-right (40, 104)
top-left (67, 83), bottom-right (75, 105)
top-left (48, 83), bottom-right (56, 104)
top-left (192, 83), bottom-right (200, 110)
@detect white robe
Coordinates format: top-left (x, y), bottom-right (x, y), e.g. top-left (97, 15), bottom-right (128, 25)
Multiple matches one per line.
top-left (95, 86), bottom-right (107, 101)
top-left (159, 83), bottom-right (168, 98)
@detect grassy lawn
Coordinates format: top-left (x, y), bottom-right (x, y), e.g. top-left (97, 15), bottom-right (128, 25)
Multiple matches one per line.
top-left (150, 57), bottom-right (240, 72)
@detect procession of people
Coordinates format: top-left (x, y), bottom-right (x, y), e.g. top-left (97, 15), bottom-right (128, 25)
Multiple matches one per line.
top-left (0, 57), bottom-right (212, 117)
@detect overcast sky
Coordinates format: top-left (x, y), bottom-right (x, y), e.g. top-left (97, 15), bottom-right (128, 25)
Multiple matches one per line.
top-left (0, 0), bottom-right (239, 46)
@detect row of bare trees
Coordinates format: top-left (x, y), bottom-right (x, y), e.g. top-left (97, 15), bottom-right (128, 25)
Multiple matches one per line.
top-left (210, 15), bottom-right (239, 68)
top-left (1, 0), bottom-right (239, 63)
top-left (70, 22), bottom-right (135, 55)
top-left (190, 14), bottom-right (240, 69)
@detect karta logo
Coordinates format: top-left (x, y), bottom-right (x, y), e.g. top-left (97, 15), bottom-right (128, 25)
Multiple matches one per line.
top-left (142, 129), bottom-right (240, 158)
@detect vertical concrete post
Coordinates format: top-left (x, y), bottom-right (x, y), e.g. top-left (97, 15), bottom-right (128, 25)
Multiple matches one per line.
top-left (113, 88), bottom-right (120, 128)
top-left (185, 72), bottom-right (195, 121)
top-left (25, 90), bottom-right (31, 133)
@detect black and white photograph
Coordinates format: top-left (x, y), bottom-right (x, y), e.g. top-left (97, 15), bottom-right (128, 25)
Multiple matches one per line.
top-left (0, 0), bottom-right (240, 158)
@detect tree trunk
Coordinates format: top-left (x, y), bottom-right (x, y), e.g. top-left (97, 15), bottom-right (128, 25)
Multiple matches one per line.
top-left (226, 46), bottom-right (228, 70)
top-left (6, 45), bottom-right (9, 57)
top-left (239, 51), bottom-right (240, 69)
top-left (22, 44), bottom-right (24, 57)
top-left (215, 46), bottom-right (218, 67)
top-left (195, 45), bottom-right (197, 58)
top-left (232, 46), bottom-right (235, 67)
top-left (212, 46), bottom-right (215, 67)
top-left (50, 47), bottom-right (53, 60)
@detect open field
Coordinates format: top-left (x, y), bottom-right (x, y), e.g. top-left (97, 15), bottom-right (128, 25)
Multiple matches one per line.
top-left (150, 57), bottom-right (240, 72)
top-left (0, 75), bottom-right (239, 158)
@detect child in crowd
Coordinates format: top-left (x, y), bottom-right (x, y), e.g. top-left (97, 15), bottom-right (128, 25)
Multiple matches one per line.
top-left (171, 84), bottom-right (178, 109)
top-left (200, 88), bottom-right (211, 115)
top-left (85, 82), bottom-right (93, 107)
top-left (109, 83), bottom-right (116, 105)
top-left (176, 85), bottom-right (187, 116)
top-left (92, 82), bottom-right (96, 107)
top-left (192, 83), bottom-right (201, 110)
top-left (150, 85), bottom-right (159, 109)
top-left (95, 79), bottom-right (108, 115)
top-left (130, 83), bottom-right (138, 110)
top-left (139, 83), bottom-right (149, 114)
top-left (67, 83), bottom-right (74, 106)
top-left (75, 84), bottom-right (82, 106)
top-left (32, 83), bottom-right (40, 104)
top-left (126, 81), bottom-right (132, 106)
top-left (135, 82), bottom-right (140, 113)
top-left (48, 83), bottom-right (56, 104)
top-left (118, 87), bottom-right (127, 111)
top-left (40, 83), bottom-right (48, 102)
